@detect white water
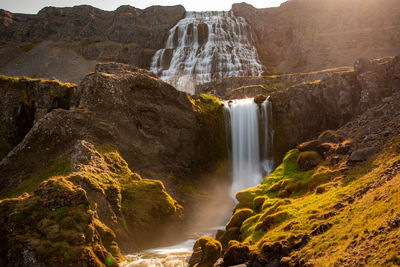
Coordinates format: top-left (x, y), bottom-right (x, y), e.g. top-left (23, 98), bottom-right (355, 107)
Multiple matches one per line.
top-left (261, 99), bottom-right (274, 174)
top-left (226, 98), bottom-right (274, 197)
top-left (121, 226), bottom-right (224, 267)
top-left (121, 240), bottom-right (194, 267)
top-left (150, 11), bottom-right (263, 94)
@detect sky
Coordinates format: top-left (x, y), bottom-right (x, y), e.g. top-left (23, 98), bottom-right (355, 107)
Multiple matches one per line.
top-left (0, 0), bottom-right (287, 14)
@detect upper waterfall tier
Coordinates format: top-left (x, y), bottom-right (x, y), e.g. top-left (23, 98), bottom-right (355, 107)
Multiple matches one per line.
top-left (150, 11), bottom-right (263, 94)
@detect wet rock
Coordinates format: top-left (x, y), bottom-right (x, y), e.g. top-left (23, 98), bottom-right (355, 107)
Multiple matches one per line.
top-left (189, 237), bottom-right (222, 267)
top-left (348, 147), bottom-right (376, 162)
top-left (297, 151), bottom-right (323, 171)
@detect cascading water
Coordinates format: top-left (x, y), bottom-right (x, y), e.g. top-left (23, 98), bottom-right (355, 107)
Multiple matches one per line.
top-left (150, 11), bottom-right (263, 94)
top-left (226, 98), bottom-right (274, 197)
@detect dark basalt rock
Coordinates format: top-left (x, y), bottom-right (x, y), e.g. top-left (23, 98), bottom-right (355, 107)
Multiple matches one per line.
top-left (348, 147), bottom-right (376, 162)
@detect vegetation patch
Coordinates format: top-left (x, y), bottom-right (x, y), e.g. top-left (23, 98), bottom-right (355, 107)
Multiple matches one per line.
top-left (225, 134), bottom-right (400, 266)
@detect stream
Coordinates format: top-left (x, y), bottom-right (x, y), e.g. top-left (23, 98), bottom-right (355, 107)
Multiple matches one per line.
top-left (121, 227), bottom-right (222, 267)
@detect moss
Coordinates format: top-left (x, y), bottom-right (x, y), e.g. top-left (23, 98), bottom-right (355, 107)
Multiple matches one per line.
top-left (192, 237), bottom-right (222, 266)
top-left (226, 208), bottom-right (254, 229)
top-left (0, 75), bottom-right (76, 89)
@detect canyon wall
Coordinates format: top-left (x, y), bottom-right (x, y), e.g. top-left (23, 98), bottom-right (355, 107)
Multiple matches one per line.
top-left (233, 0), bottom-right (400, 74)
top-left (0, 5), bottom-right (185, 82)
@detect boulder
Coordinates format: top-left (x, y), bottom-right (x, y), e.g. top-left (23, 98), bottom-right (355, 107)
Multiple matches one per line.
top-left (189, 237), bottom-right (222, 267)
top-left (222, 243), bottom-right (250, 267)
top-left (297, 139), bottom-right (320, 152)
top-left (318, 130), bottom-right (344, 143)
top-left (226, 208), bottom-right (254, 230)
top-left (218, 227), bottom-right (241, 249)
top-left (348, 147), bottom-right (376, 162)
top-left (297, 151), bottom-right (323, 171)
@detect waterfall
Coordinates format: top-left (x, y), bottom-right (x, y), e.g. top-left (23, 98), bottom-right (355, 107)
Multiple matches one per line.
top-left (150, 11), bottom-right (263, 94)
top-left (226, 98), bottom-right (273, 197)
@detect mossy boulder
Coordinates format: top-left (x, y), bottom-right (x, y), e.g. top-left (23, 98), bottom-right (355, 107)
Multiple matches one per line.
top-left (255, 211), bottom-right (290, 231)
top-left (226, 208), bottom-right (254, 230)
top-left (222, 243), bottom-right (250, 266)
top-left (189, 237), bottom-right (222, 267)
top-left (297, 139), bottom-right (320, 152)
top-left (218, 227), bottom-right (241, 249)
top-left (297, 151), bottom-right (323, 171)
top-left (0, 177), bottom-right (122, 267)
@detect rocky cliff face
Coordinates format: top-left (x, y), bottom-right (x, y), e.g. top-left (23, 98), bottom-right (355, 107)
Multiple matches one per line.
top-left (271, 56), bottom-right (400, 160)
top-left (0, 64), bottom-right (206, 266)
top-left (233, 0), bottom-right (400, 74)
top-left (0, 5), bottom-right (185, 48)
top-left (0, 63), bottom-right (199, 195)
top-left (0, 76), bottom-right (75, 161)
top-left (0, 5), bottom-right (185, 83)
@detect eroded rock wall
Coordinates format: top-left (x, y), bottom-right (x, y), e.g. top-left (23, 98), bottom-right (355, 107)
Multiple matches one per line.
top-left (233, 0), bottom-right (400, 74)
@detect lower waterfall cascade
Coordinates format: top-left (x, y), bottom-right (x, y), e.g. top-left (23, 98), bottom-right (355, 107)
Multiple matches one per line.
top-left (150, 11), bottom-right (263, 94)
top-left (225, 98), bottom-right (274, 197)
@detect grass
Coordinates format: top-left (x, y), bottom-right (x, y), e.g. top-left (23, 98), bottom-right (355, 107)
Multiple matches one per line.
top-left (0, 74), bottom-right (76, 88)
top-left (227, 135), bottom-right (400, 265)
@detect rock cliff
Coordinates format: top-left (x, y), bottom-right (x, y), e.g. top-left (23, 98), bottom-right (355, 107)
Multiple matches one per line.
top-left (0, 63), bottom-right (217, 266)
top-left (270, 56), bottom-right (400, 160)
top-left (233, 0), bottom-right (400, 74)
top-left (0, 5), bottom-right (185, 83)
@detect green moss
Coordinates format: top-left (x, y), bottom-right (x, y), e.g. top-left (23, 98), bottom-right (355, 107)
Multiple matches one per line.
top-left (226, 208), bottom-right (254, 229)
top-left (193, 237), bottom-right (222, 266)
top-left (3, 160), bottom-right (71, 198)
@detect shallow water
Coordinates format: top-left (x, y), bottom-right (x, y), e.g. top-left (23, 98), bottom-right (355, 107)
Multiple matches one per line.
top-left (122, 227), bottom-right (223, 267)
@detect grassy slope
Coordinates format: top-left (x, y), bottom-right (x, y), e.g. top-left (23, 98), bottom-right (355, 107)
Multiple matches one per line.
top-left (231, 136), bottom-right (400, 266)
top-left (0, 142), bottom-right (183, 266)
